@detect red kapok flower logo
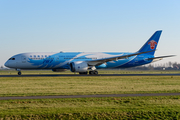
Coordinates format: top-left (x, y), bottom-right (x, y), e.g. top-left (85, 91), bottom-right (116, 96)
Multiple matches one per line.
top-left (148, 40), bottom-right (157, 50)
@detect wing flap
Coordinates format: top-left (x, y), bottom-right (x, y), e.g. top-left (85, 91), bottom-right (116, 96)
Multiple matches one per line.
top-left (87, 50), bottom-right (155, 66)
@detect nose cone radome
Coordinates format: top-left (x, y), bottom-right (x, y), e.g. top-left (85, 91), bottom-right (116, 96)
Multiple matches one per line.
top-left (4, 61), bottom-right (9, 68)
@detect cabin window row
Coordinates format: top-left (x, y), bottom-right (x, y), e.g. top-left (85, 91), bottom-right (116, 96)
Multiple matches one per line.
top-left (30, 55), bottom-right (50, 58)
top-left (31, 58), bottom-right (54, 60)
top-left (64, 58), bottom-right (96, 59)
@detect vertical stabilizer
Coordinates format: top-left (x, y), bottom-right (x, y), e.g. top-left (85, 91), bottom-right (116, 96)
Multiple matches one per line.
top-left (138, 30), bottom-right (162, 55)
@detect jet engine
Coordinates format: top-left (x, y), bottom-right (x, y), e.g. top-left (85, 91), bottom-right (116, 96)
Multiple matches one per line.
top-left (52, 69), bottom-right (67, 72)
top-left (69, 61), bottom-right (88, 72)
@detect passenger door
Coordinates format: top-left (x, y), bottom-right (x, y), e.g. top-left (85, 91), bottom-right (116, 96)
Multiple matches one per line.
top-left (55, 56), bottom-right (60, 62)
top-left (21, 56), bottom-right (26, 63)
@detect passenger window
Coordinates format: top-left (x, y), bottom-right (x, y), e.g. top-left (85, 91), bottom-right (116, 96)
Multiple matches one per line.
top-left (38, 55), bottom-right (40, 57)
top-left (34, 55), bottom-right (36, 58)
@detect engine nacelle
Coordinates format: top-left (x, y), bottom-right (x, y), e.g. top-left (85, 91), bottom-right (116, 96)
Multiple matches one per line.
top-left (70, 61), bottom-right (88, 72)
top-left (52, 69), bottom-right (67, 72)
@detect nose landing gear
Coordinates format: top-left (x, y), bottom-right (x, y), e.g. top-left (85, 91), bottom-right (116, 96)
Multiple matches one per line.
top-left (16, 69), bottom-right (21, 75)
top-left (18, 71), bottom-right (21, 75)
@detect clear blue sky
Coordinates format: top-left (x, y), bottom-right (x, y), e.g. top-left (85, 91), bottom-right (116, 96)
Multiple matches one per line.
top-left (0, 0), bottom-right (179, 66)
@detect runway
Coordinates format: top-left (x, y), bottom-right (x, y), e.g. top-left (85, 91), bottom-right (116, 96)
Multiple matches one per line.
top-left (1, 73), bottom-right (180, 77)
top-left (0, 93), bottom-right (180, 100)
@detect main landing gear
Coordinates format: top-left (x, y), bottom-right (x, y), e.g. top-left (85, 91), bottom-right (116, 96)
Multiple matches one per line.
top-left (79, 72), bottom-right (88, 75)
top-left (78, 71), bottom-right (98, 75)
top-left (89, 71), bottom-right (98, 75)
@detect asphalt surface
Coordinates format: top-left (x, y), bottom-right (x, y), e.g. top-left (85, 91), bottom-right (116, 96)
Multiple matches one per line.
top-left (1, 74), bottom-right (180, 77)
top-left (0, 93), bottom-right (180, 100)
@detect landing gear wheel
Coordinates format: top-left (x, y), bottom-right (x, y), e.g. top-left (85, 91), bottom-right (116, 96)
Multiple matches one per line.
top-left (18, 71), bottom-right (21, 75)
top-left (79, 72), bottom-right (88, 75)
top-left (89, 71), bottom-right (98, 75)
top-left (94, 71), bottom-right (98, 75)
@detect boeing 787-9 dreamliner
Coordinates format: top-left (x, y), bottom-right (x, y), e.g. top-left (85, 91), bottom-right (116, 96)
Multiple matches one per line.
top-left (4, 30), bottom-right (174, 75)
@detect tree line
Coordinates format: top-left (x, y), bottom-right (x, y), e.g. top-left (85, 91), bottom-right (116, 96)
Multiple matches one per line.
top-left (128, 62), bottom-right (180, 70)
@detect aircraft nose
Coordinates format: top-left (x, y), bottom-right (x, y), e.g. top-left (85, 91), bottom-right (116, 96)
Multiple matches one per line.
top-left (4, 61), bottom-right (9, 67)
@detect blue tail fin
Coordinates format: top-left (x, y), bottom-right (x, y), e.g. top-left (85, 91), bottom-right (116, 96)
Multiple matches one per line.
top-left (138, 30), bottom-right (162, 55)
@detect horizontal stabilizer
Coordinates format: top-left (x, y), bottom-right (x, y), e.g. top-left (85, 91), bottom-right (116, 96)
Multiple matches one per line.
top-left (146, 55), bottom-right (176, 60)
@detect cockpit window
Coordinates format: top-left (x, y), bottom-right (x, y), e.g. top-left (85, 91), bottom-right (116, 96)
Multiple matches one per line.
top-left (9, 58), bottom-right (15, 60)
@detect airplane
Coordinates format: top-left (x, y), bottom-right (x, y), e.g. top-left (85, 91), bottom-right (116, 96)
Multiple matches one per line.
top-left (4, 30), bottom-right (175, 75)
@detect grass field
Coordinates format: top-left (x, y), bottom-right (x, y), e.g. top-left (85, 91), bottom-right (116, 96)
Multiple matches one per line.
top-left (0, 76), bottom-right (180, 97)
top-left (1, 96), bottom-right (180, 119)
top-left (1, 70), bottom-right (180, 119)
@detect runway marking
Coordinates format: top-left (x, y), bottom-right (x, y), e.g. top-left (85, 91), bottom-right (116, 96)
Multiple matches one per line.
top-left (0, 93), bottom-right (180, 100)
top-left (1, 74), bottom-right (180, 77)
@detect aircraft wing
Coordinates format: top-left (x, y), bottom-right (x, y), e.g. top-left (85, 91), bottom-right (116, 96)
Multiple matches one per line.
top-left (146, 55), bottom-right (176, 60)
top-left (87, 50), bottom-right (155, 66)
